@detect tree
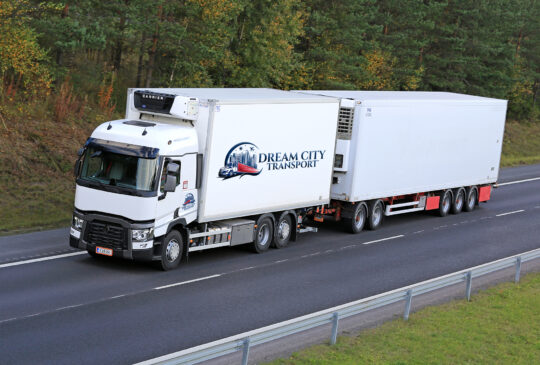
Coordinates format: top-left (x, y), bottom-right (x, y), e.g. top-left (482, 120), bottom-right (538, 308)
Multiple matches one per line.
top-left (0, 0), bottom-right (53, 97)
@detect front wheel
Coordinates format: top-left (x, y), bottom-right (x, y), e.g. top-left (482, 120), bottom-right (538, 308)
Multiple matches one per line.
top-left (159, 230), bottom-right (183, 271)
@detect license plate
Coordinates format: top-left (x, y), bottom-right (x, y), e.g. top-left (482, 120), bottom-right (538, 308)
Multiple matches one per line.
top-left (96, 246), bottom-right (113, 256)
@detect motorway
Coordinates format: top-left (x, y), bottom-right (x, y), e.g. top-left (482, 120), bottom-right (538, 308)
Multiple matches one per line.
top-left (1, 164), bottom-right (539, 364)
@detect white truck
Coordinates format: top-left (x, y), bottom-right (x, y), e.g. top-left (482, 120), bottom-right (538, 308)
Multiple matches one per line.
top-left (70, 88), bottom-right (507, 270)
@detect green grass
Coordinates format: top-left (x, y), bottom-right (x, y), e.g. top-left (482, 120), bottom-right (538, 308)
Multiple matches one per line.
top-left (267, 272), bottom-right (540, 365)
top-left (0, 100), bottom-right (119, 234)
top-left (501, 120), bottom-right (540, 166)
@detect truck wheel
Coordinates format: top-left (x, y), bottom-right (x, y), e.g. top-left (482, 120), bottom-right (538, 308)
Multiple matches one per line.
top-left (252, 217), bottom-right (273, 253)
top-left (464, 187), bottom-right (478, 212)
top-left (346, 203), bottom-right (367, 233)
top-left (159, 230), bottom-right (183, 271)
top-left (273, 214), bottom-right (292, 248)
top-left (438, 190), bottom-right (452, 217)
top-left (451, 188), bottom-right (465, 214)
top-left (367, 200), bottom-right (384, 230)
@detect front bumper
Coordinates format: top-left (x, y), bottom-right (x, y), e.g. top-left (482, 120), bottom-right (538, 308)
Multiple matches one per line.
top-left (70, 210), bottom-right (160, 261)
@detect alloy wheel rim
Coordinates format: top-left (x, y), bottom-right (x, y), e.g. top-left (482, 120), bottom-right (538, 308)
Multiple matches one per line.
top-left (166, 239), bottom-right (180, 262)
top-left (279, 220), bottom-right (291, 240)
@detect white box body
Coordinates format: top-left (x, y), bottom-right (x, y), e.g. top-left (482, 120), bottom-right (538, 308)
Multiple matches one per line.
top-left (128, 88), bottom-right (340, 222)
top-left (297, 91), bottom-right (507, 202)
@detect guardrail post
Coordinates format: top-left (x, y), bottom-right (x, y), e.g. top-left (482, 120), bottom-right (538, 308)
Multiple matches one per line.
top-left (465, 271), bottom-right (472, 301)
top-left (515, 257), bottom-right (522, 283)
top-left (330, 312), bottom-right (339, 345)
top-left (403, 290), bottom-right (412, 320)
top-left (241, 337), bottom-right (250, 365)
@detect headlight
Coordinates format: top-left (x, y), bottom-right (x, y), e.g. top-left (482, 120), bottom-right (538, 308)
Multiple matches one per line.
top-left (132, 228), bottom-right (154, 242)
top-left (72, 216), bottom-right (84, 230)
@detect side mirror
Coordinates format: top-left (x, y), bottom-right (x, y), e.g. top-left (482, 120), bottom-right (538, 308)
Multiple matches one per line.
top-left (167, 162), bottom-right (180, 175)
top-left (74, 160), bottom-right (81, 177)
top-left (163, 174), bottom-right (176, 193)
top-left (77, 148), bottom-right (84, 157)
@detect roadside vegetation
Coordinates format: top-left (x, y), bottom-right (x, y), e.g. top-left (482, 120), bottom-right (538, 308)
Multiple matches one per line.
top-left (267, 272), bottom-right (540, 365)
top-left (0, 0), bottom-right (538, 233)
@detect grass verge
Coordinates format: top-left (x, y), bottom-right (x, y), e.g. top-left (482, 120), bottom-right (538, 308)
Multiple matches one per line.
top-left (267, 272), bottom-right (540, 364)
top-left (501, 120), bottom-right (540, 166)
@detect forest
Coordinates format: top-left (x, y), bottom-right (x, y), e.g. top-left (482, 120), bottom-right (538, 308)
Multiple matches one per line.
top-left (1, 0), bottom-right (539, 120)
top-left (0, 0), bottom-right (539, 232)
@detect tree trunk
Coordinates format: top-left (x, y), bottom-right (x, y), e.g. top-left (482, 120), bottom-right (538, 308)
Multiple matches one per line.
top-left (136, 32), bottom-right (146, 88)
top-left (145, 5), bottom-right (163, 88)
top-left (113, 9), bottom-right (127, 71)
top-left (56, 4), bottom-right (70, 67)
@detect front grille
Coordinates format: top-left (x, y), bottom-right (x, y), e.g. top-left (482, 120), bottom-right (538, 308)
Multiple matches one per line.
top-left (86, 221), bottom-right (127, 250)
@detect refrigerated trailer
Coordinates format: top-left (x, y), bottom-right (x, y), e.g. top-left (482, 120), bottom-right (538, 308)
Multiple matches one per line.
top-left (69, 88), bottom-right (507, 270)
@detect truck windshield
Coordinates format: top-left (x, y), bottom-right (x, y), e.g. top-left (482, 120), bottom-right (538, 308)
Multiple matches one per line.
top-left (80, 147), bottom-right (159, 192)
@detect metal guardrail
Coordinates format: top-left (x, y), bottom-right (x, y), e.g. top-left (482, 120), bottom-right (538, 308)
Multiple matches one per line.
top-left (136, 248), bottom-right (540, 365)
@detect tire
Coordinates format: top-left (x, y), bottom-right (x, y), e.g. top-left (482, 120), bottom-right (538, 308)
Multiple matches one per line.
top-left (438, 190), bottom-right (452, 217)
top-left (451, 188), bottom-right (465, 214)
top-left (159, 230), bottom-right (183, 271)
top-left (464, 187), bottom-right (478, 212)
top-left (252, 217), bottom-right (273, 253)
top-left (346, 203), bottom-right (367, 233)
top-left (273, 214), bottom-right (293, 248)
top-left (367, 200), bottom-right (384, 230)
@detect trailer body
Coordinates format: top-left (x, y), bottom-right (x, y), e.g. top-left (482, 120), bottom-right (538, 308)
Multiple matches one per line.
top-left (296, 91), bottom-right (507, 202)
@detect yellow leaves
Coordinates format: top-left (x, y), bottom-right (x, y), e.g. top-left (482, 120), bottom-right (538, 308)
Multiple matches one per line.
top-left (357, 49), bottom-right (397, 90)
top-left (0, 0), bottom-right (52, 96)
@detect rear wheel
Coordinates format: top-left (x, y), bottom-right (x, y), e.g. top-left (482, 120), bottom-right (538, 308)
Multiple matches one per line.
top-left (451, 188), bottom-right (465, 214)
top-left (159, 230), bottom-right (183, 271)
top-left (252, 217), bottom-right (273, 253)
top-left (367, 200), bottom-right (384, 230)
top-left (464, 187), bottom-right (478, 212)
top-left (273, 214), bottom-right (293, 248)
top-left (438, 190), bottom-right (452, 217)
top-left (346, 203), bottom-right (367, 233)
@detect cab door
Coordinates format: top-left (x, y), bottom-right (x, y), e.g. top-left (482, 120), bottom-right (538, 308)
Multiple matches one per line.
top-left (155, 155), bottom-right (198, 237)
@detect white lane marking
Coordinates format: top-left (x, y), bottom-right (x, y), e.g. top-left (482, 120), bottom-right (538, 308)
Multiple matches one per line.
top-left (498, 176), bottom-right (540, 186)
top-left (239, 266), bottom-right (255, 271)
top-left (154, 274), bottom-right (221, 290)
top-left (413, 230), bottom-right (424, 234)
top-left (0, 251), bottom-right (87, 269)
top-left (535, 206), bottom-right (540, 209)
top-left (274, 259), bottom-right (288, 264)
top-left (362, 235), bottom-right (404, 245)
top-left (496, 209), bottom-right (525, 217)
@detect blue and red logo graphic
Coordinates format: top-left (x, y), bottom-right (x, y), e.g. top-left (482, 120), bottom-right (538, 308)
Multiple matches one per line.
top-left (218, 142), bottom-right (262, 179)
top-left (182, 193), bottom-right (195, 210)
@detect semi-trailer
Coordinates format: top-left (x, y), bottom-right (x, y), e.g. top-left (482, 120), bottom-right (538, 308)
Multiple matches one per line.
top-left (69, 88), bottom-right (507, 270)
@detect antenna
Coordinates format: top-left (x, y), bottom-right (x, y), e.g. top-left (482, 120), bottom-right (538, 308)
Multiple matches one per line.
top-left (142, 128), bottom-right (147, 136)
top-left (107, 122), bottom-right (112, 130)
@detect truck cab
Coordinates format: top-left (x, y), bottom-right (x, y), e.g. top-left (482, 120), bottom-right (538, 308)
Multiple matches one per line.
top-left (70, 91), bottom-right (200, 269)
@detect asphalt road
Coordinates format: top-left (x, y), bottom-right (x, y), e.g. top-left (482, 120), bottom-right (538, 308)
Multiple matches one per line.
top-left (1, 164), bottom-right (539, 364)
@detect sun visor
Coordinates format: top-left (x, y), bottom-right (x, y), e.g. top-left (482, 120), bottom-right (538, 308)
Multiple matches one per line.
top-left (85, 138), bottom-right (159, 158)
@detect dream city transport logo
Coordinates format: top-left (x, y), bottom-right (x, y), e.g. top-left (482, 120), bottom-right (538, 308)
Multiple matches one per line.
top-left (218, 142), bottom-right (326, 180)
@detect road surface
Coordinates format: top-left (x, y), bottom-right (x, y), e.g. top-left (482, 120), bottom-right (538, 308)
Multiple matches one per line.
top-left (1, 164), bottom-right (539, 364)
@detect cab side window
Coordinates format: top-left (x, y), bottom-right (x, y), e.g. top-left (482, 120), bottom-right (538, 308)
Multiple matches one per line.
top-left (160, 160), bottom-right (181, 193)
